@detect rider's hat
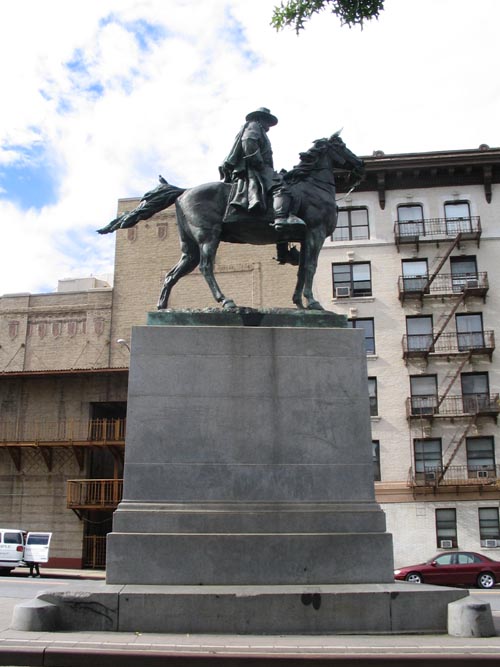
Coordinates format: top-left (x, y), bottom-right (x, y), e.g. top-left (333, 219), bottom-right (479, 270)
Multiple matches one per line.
top-left (245, 107), bottom-right (278, 126)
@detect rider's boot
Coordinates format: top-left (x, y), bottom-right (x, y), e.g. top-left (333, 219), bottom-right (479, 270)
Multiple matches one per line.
top-left (271, 190), bottom-right (306, 231)
top-left (275, 242), bottom-right (300, 266)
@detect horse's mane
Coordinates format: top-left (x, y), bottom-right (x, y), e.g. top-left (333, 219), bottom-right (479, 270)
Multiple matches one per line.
top-left (284, 138), bottom-right (330, 184)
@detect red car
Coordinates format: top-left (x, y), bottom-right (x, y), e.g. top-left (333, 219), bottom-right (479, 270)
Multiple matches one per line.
top-left (394, 551), bottom-right (500, 589)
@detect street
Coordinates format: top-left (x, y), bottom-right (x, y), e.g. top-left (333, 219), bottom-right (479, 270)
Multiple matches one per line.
top-left (0, 574), bottom-right (500, 666)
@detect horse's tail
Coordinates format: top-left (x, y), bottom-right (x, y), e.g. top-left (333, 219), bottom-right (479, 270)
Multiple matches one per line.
top-left (97, 176), bottom-right (186, 234)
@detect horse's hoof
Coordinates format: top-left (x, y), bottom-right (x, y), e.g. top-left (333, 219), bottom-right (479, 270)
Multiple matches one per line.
top-left (293, 300), bottom-right (305, 310)
top-left (307, 301), bottom-right (325, 311)
top-left (222, 299), bottom-right (237, 310)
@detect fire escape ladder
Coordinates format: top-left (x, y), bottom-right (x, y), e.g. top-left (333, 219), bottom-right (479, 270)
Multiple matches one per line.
top-left (436, 351), bottom-right (473, 409)
top-left (430, 290), bottom-right (467, 349)
top-left (423, 233), bottom-right (462, 292)
top-left (439, 416), bottom-right (477, 482)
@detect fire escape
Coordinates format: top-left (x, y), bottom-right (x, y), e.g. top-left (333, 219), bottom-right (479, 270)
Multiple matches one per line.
top-left (395, 215), bottom-right (499, 493)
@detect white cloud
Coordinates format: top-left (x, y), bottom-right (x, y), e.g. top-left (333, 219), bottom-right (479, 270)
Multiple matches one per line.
top-left (0, 0), bottom-right (499, 295)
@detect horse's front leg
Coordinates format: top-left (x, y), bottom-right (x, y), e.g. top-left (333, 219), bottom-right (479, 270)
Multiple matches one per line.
top-left (292, 242), bottom-right (306, 309)
top-left (199, 240), bottom-right (237, 309)
top-left (302, 229), bottom-right (325, 311)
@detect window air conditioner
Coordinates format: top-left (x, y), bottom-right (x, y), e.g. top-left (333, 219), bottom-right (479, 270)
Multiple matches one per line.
top-left (440, 540), bottom-right (453, 549)
top-left (465, 278), bottom-right (479, 289)
top-left (476, 470), bottom-right (490, 479)
top-left (335, 286), bottom-right (351, 298)
top-left (424, 471), bottom-right (436, 481)
top-left (482, 539), bottom-right (500, 548)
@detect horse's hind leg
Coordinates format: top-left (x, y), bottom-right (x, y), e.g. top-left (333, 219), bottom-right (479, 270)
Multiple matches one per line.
top-left (157, 241), bottom-right (200, 309)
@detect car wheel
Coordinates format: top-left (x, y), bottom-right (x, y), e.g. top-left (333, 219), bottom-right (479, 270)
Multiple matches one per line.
top-left (405, 572), bottom-right (423, 584)
top-left (477, 572), bottom-right (496, 589)
top-left (0, 568), bottom-right (13, 576)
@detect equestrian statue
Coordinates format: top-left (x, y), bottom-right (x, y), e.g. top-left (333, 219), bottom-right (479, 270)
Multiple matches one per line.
top-left (98, 108), bottom-right (364, 310)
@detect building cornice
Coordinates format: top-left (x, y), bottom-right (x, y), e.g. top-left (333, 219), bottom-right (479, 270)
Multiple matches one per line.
top-left (336, 145), bottom-right (500, 208)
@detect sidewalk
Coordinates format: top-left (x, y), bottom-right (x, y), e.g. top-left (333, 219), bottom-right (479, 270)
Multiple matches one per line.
top-left (1, 574), bottom-right (500, 666)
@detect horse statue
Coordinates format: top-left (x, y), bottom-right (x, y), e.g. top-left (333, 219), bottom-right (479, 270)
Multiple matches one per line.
top-left (98, 132), bottom-right (364, 310)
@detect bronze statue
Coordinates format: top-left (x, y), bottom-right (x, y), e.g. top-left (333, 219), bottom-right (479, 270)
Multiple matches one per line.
top-left (98, 122), bottom-right (363, 311)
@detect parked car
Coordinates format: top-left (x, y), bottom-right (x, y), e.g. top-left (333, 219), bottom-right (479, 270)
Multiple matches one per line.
top-left (394, 551), bottom-right (500, 589)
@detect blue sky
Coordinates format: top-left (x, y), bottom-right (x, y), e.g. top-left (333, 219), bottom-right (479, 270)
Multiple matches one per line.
top-left (1, 0), bottom-right (499, 295)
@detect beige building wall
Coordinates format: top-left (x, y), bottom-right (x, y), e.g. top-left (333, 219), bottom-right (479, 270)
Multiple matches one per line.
top-left (0, 288), bottom-right (114, 374)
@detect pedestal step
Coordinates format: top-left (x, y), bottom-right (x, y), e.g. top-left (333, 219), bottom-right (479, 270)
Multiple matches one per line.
top-left (12, 583), bottom-right (469, 635)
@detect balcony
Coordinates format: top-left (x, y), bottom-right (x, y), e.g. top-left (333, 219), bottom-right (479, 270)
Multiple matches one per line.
top-left (406, 394), bottom-right (500, 421)
top-left (394, 216), bottom-right (481, 250)
top-left (398, 272), bottom-right (489, 303)
top-left (0, 418), bottom-right (126, 471)
top-left (0, 418), bottom-right (126, 445)
top-left (67, 478), bottom-right (123, 510)
top-left (402, 330), bottom-right (495, 361)
top-left (409, 464), bottom-right (500, 491)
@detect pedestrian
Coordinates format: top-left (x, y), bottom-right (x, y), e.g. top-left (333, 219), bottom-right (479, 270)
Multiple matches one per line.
top-left (27, 561), bottom-right (40, 577)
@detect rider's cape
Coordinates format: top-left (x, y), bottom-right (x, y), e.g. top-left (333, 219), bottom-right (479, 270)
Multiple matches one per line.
top-left (220, 121), bottom-right (276, 222)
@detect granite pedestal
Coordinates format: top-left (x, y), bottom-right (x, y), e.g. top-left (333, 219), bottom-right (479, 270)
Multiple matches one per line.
top-left (106, 313), bottom-right (394, 585)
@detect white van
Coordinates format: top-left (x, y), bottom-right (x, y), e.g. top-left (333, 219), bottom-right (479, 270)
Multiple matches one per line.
top-left (0, 529), bottom-right (52, 573)
top-left (24, 532), bottom-right (52, 564)
top-left (0, 529), bottom-right (26, 573)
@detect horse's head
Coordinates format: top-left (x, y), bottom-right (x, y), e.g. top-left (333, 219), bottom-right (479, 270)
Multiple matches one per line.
top-left (328, 132), bottom-right (365, 182)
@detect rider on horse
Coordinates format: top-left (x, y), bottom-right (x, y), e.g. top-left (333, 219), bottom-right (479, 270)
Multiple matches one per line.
top-left (219, 108), bottom-right (305, 264)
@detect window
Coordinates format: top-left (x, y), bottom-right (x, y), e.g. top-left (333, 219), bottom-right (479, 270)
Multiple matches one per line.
top-left (401, 259), bottom-right (428, 293)
top-left (410, 375), bottom-right (438, 415)
top-left (368, 377), bottom-right (378, 416)
top-left (397, 204), bottom-right (424, 237)
top-left (456, 313), bottom-right (485, 351)
top-left (479, 508), bottom-right (500, 542)
top-left (434, 553), bottom-right (454, 565)
top-left (347, 318), bottom-right (375, 354)
top-left (332, 207), bottom-right (369, 241)
top-left (444, 201), bottom-right (472, 234)
top-left (466, 436), bottom-right (495, 474)
top-left (456, 552), bottom-right (481, 564)
top-left (414, 438), bottom-right (442, 475)
top-left (372, 440), bottom-right (381, 481)
top-left (461, 372), bottom-right (490, 413)
top-left (436, 508), bottom-right (457, 548)
top-left (332, 262), bottom-right (372, 298)
top-left (450, 255), bottom-right (478, 292)
top-left (406, 316), bottom-right (433, 352)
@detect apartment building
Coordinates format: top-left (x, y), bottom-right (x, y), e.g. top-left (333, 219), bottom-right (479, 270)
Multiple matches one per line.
top-left (315, 144), bottom-right (500, 567)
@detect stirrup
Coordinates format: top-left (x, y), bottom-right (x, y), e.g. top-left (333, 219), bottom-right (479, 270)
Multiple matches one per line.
top-left (272, 215), bottom-right (306, 229)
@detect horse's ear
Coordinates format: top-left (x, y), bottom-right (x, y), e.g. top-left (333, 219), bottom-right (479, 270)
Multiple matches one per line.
top-left (334, 128), bottom-right (343, 136)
